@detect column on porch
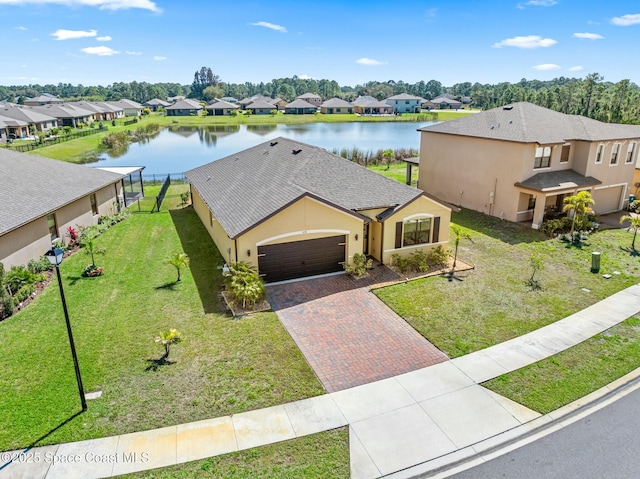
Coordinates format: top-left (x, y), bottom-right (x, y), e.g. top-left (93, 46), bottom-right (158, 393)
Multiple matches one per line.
top-left (531, 193), bottom-right (546, 230)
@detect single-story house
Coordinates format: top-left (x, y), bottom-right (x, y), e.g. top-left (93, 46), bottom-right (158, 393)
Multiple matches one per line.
top-left (108, 99), bottom-right (143, 117)
top-left (423, 97), bottom-right (462, 110)
top-left (245, 99), bottom-right (277, 115)
top-left (0, 149), bottom-right (133, 268)
top-left (0, 115), bottom-right (29, 142)
top-left (320, 98), bottom-right (353, 114)
top-left (221, 97), bottom-right (238, 103)
top-left (185, 137), bottom-right (451, 283)
top-left (205, 100), bottom-right (240, 116)
top-left (29, 104), bottom-right (94, 127)
top-left (23, 95), bottom-right (64, 106)
top-left (418, 102), bottom-right (640, 229)
top-left (352, 97), bottom-right (394, 115)
top-left (296, 93), bottom-right (323, 107)
top-left (143, 98), bottom-right (171, 111)
top-left (0, 106), bottom-right (58, 136)
top-left (284, 99), bottom-right (317, 115)
top-left (269, 97), bottom-right (288, 110)
top-left (166, 99), bottom-right (203, 116)
top-left (386, 93), bottom-right (425, 113)
top-left (238, 95), bottom-right (272, 109)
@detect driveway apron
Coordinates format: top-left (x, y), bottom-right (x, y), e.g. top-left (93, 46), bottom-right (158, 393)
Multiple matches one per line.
top-left (267, 268), bottom-right (448, 393)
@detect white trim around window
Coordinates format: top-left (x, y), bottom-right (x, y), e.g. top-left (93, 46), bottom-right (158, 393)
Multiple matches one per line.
top-left (595, 143), bottom-right (604, 164)
top-left (625, 142), bottom-right (636, 164)
top-left (610, 143), bottom-right (620, 166)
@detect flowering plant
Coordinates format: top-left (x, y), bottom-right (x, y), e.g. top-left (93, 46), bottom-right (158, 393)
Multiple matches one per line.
top-left (82, 264), bottom-right (104, 277)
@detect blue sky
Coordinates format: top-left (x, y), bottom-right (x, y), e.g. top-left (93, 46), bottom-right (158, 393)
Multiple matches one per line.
top-left (2, 0), bottom-right (639, 88)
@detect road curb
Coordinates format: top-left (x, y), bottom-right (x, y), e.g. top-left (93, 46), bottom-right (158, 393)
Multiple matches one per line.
top-left (385, 367), bottom-right (640, 478)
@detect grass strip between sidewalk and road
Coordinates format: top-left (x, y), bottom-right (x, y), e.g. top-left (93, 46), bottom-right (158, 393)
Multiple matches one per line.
top-left (484, 315), bottom-right (640, 414)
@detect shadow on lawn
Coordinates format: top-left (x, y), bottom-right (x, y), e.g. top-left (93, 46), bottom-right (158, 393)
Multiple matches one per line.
top-left (620, 246), bottom-right (640, 257)
top-left (169, 207), bottom-right (224, 314)
top-left (452, 208), bottom-right (547, 245)
top-left (145, 353), bottom-right (176, 372)
top-left (0, 411), bottom-right (83, 472)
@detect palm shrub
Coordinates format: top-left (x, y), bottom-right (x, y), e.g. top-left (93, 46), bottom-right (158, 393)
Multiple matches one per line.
top-left (563, 191), bottom-right (595, 241)
top-left (155, 328), bottom-right (182, 359)
top-left (620, 214), bottom-right (640, 251)
top-left (165, 252), bottom-right (190, 282)
top-left (223, 262), bottom-right (266, 309)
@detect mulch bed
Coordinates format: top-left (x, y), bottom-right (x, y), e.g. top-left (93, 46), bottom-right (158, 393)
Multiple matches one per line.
top-left (221, 291), bottom-right (272, 318)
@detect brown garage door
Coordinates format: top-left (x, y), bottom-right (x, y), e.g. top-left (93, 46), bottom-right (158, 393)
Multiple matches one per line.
top-left (258, 235), bottom-right (346, 283)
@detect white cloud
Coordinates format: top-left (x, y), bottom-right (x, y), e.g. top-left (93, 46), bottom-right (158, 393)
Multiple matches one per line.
top-left (533, 63), bottom-right (561, 70)
top-left (517, 0), bottom-right (556, 9)
top-left (573, 32), bottom-right (604, 40)
top-left (153, 56), bottom-right (167, 61)
top-left (16, 25), bottom-right (27, 30)
top-left (569, 66), bottom-right (584, 72)
top-left (250, 21), bottom-right (287, 33)
top-left (126, 51), bottom-right (143, 55)
top-left (298, 74), bottom-right (313, 80)
top-left (0, 0), bottom-right (160, 12)
top-left (51, 29), bottom-right (97, 40)
top-left (611, 14), bottom-right (640, 26)
top-left (356, 57), bottom-right (386, 66)
top-left (493, 35), bottom-right (557, 48)
top-left (96, 35), bottom-right (112, 41)
top-left (81, 46), bottom-right (119, 56)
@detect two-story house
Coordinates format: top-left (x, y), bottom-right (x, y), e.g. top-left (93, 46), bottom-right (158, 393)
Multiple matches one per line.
top-left (386, 93), bottom-right (424, 113)
top-left (418, 102), bottom-right (640, 229)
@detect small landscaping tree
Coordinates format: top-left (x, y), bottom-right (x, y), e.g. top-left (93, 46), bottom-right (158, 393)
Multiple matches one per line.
top-left (82, 236), bottom-right (105, 267)
top-left (165, 252), bottom-right (190, 282)
top-left (620, 214), bottom-right (640, 252)
top-left (525, 252), bottom-right (545, 291)
top-left (224, 262), bottom-right (266, 309)
top-left (382, 149), bottom-right (395, 171)
top-left (155, 328), bottom-right (182, 359)
top-left (563, 191), bottom-right (595, 241)
top-left (450, 225), bottom-right (471, 272)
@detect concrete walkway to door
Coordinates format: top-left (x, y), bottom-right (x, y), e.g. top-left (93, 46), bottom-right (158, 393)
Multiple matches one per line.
top-left (267, 266), bottom-right (448, 393)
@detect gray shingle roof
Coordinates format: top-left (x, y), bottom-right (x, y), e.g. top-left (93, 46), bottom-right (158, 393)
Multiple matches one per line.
top-left (0, 106), bottom-right (58, 123)
top-left (0, 114), bottom-right (29, 128)
top-left (0, 149), bottom-right (124, 235)
top-left (166, 99), bottom-right (202, 110)
top-left (321, 98), bottom-right (352, 108)
top-left (352, 96), bottom-right (377, 106)
top-left (246, 99), bottom-right (277, 110)
top-left (285, 99), bottom-right (317, 108)
top-left (30, 104), bottom-right (94, 119)
top-left (185, 137), bottom-right (422, 238)
top-left (386, 93), bottom-right (423, 101)
top-left (144, 98), bottom-right (171, 107)
top-left (419, 102), bottom-right (640, 143)
top-left (108, 99), bottom-right (143, 109)
top-left (515, 169), bottom-right (601, 192)
top-left (297, 93), bottom-right (322, 99)
top-left (205, 100), bottom-right (239, 110)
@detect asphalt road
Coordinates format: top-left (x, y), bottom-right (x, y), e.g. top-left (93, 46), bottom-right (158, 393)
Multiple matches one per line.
top-left (449, 384), bottom-right (640, 479)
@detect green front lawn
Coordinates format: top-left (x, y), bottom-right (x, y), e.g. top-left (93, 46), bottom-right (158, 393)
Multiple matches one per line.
top-left (0, 189), bottom-right (323, 452)
top-left (375, 208), bottom-right (640, 358)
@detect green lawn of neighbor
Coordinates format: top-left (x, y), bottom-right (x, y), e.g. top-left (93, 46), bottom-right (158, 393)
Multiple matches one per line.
top-left (0, 186), bottom-right (324, 452)
top-left (367, 162), bottom-right (417, 185)
top-left (374, 208), bottom-right (640, 358)
top-left (484, 315), bottom-right (640, 414)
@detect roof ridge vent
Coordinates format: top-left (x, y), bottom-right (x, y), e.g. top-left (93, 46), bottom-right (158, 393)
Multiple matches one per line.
top-left (503, 105), bottom-right (513, 110)
top-left (292, 149), bottom-right (302, 155)
top-left (270, 141), bottom-right (278, 146)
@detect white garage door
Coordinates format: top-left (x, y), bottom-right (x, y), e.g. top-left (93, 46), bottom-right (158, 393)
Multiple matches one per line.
top-left (594, 186), bottom-right (623, 214)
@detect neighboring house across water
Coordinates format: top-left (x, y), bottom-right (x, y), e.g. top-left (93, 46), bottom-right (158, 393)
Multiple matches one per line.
top-left (205, 100), bottom-right (240, 116)
top-left (418, 102), bottom-right (640, 229)
top-left (423, 96), bottom-right (462, 110)
top-left (143, 98), bottom-right (171, 111)
top-left (185, 137), bottom-right (450, 283)
top-left (0, 149), bottom-right (138, 268)
top-left (284, 99), bottom-right (318, 115)
top-left (296, 93), bottom-right (323, 107)
top-left (166, 99), bottom-right (203, 116)
top-left (320, 98), bottom-right (354, 114)
top-left (29, 104), bottom-right (94, 127)
top-left (352, 96), bottom-right (394, 115)
top-left (245, 99), bottom-right (276, 115)
top-left (108, 99), bottom-right (143, 116)
top-left (386, 93), bottom-right (424, 113)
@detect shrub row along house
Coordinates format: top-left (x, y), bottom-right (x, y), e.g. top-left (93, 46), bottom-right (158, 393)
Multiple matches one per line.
top-left (0, 149), bottom-right (144, 268)
top-left (185, 137), bottom-right (451, 283)
top-left (418, 102), bottom-right (640, 229)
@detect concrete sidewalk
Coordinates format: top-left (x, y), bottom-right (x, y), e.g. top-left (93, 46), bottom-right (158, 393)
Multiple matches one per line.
top-left (2, 283), bottom-right (640, 479)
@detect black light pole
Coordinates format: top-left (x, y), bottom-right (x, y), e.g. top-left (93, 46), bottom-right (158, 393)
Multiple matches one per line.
top-left (46, 247), bottom-right (87, 412)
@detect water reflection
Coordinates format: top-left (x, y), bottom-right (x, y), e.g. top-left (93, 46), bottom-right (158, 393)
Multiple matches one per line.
top-left (246, 124), bottom-right (278, 136)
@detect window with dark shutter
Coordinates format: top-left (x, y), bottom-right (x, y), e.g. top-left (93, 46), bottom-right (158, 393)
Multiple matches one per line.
top-left (432, 217), bottom-right (440, 243)
top-left (395, 222), bottom-right (403, 249)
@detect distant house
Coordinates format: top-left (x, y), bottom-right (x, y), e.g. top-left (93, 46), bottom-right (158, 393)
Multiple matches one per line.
top-left (185, 137), bottom-right (450, 283)
top-left (93, 102), bottom-right (125, 120)
top-left (0, 115), bottom-right (29, 142)
top-left (352, 96), bottom-right (393, 115)
top-left (246, 99), bottom-right (276, 115)
top-left (0, 106), bottom-right (59, 134)
top-left (0, 149), bottom-right (134, 268)
top-left (143, 98), bottom-right (171, 111)
top-left (238, 95), bottom-right (272, 109)
top-left (29, 104), bottom-right (94, 127)
top-left (285, 99), bottom-right (317, 115)
top-left (166, 99), bottom-right (203, 116)
top-left (67, 101), bottom-right (117, 122)
top-left (23, 95), bottom-right (64, 106)
top-left (320, 98), bottom-right (353, 114)
top-left (385, 94), bottom-right (424, 113)
top-left (423, 97), bottom-right (462, 110)
top-left (221, 96), bottom-right (238, 103)
top-left (269, 97), bottom-right (288, 110)
top-left (418, 102), bottom-right (640, 229)
top-left (108, 99), bottom-right (143, 117)
top-left (205, 100), bottom-right (240, 116)
top-left (296, 93), bottom-right (323, 107)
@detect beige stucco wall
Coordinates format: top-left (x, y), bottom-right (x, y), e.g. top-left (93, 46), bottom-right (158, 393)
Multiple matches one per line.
top-left (0, 183), bottom-right (120, 268)
top-left (191, 187), bottom-right (236, 264)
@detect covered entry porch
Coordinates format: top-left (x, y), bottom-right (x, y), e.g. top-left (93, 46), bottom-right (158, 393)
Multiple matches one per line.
top-left (514, 170), bottom-right (602, 229)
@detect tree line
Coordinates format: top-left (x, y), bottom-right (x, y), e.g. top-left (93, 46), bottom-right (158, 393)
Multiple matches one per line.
top-left (2, 69), bottom-right (639, 124)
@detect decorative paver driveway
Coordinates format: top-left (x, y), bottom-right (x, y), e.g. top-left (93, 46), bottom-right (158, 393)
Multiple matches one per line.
top-left (267, 266), bottom-right (448, 392)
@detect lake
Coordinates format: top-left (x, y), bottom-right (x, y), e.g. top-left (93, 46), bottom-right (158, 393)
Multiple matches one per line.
top-left (95, 121), bottom-right (436, 176)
